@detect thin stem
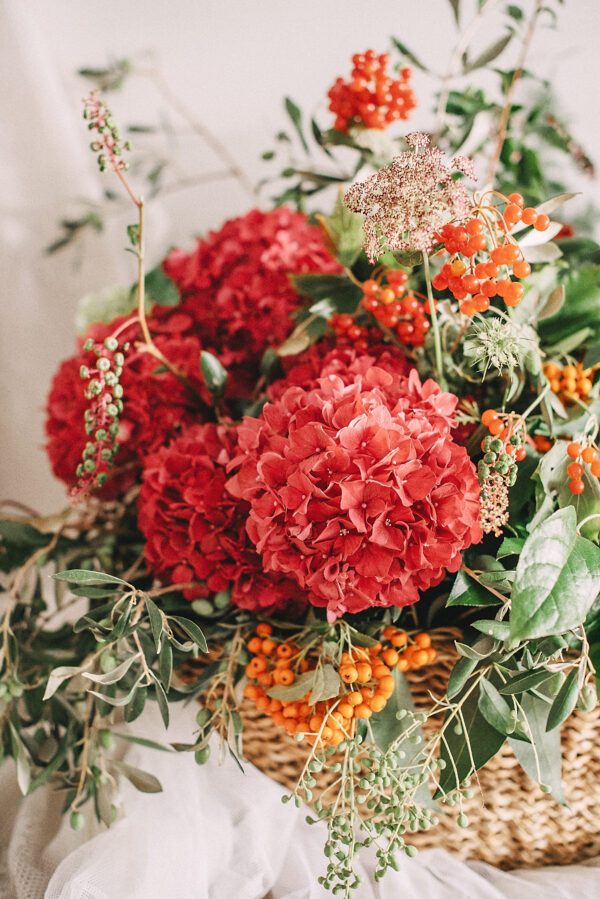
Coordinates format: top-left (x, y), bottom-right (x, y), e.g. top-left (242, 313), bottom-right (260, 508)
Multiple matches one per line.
top-left (422, 251), bottom-right (446, 389)
top-left (486, 0), bottom-right (544, 184)
top-left (136, 199), bottom-right (152, 346)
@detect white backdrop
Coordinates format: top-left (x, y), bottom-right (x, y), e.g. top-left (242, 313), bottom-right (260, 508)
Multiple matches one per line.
top-left (1, 0), bottom-right (599, 511)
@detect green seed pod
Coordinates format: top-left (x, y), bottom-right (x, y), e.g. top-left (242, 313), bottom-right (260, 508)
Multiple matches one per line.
top-left (99, 730), bottom-right (116, 751)
top-left (96, 473), bottom-right (108, 487)
top-left (194, 746), bottom-right (211, 765)
top-left (490, 438), bottom-right (503, 453)
top-left (70, 812), bottom-right (85, 832)
top-left (97, 357), bottom-right (110, 372)
top-left (483, 451), bottom-right (497, 465)
top-left (482, 436), bottom-right (492, 452)
top-left (83, 338), bottom-right (94, 352)
top-left (457, 813), bottom-right (469, 828)
top-left (508, 467), bottom-right (518, 486)
top-left (104, 336), bottom-right (119, 352)
top-left (83, 459), bottom-right (96, 473)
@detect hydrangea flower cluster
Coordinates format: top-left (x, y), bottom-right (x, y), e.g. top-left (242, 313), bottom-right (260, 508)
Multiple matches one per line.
top-left (227, 365), bottom-right (482, 620)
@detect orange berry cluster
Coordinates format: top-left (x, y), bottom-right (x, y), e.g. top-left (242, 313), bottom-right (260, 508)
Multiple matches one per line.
top-left (543, 362), bottom-right (595, 402)
top-left (360, 272), bottom-right (432, 347)
top-left (243, 624), bottom-right (436, 749)
top-left (566, 442), bottom-right (600, 495)
top-left (328, 50), bottom-right (416, 133)
top-left (432, 193), bottom-right (550, 316)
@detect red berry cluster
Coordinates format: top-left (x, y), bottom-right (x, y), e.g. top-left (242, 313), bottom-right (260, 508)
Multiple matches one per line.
top-left (566, 442), bottom-right (600, 495)
top-left (360, 272), bottom-right (432, 347)
top-left (432, 193), bottom-right (550, 316)
top-left (327, 313), bottom-right (371, 351)
top-left (328, 50), bottom-right (416, 133)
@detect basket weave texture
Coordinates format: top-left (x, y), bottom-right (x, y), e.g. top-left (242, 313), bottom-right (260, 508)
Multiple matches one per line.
top-left (240, 628), bottom-right (600, 869)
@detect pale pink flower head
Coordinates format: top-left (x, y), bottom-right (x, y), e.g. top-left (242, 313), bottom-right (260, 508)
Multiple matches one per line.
top-left (344, 132), bottom-right (474, 261)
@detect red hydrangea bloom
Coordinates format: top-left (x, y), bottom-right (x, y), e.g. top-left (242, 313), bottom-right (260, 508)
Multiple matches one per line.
top-left (162, 207), bottom-right (342, 383)
top-left (227, 367), bottom-right (481, 621)
top-left (268, 340), bottom-right (412, 402)
top-left (45, 312), bottom-right (211, 495)
top-left (138, 422), bottom-right (307, 616)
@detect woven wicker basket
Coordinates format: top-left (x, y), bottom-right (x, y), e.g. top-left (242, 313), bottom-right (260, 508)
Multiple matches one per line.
top-left (241, 627), bottom-right (600, 869)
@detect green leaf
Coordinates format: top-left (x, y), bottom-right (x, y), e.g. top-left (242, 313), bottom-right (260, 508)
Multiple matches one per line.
top-left (435, 682), bottom-right (505, 797)
top-left (455, 636), bottom-right (496, 660)
top-left (110, 760), bottom-right (162, 793)
top-left (114, 733), bottom-right (172, 752)
top-left (169, 617), bottom-right (208, 653)
top-left (497, 536), bottom-right (525, 559)
top-left (89, 677), bottom-right (144, 708)
top-left (319, 192), bottom-right (364, 267)
top-left (145, 595), bottom-right (164, 651)
top-left (152, 676), bottom-right (170, 729)
top-left (0, 520), bottom-right (48, 572)
top-left (267, 668), bottom-right (323, 703)
top-left (510, 507), bottom-right (600, 642)
top-left (52, 569), bottom-right (129, 588)
top-left (126, 224), bottom-right (140, 247)
top-left (9, 723), bottom-right (31, 796)
top-left (290, 273), bottom-right (362, 310)
top-left (200, 351), bottom-right (228, 398)
top-left (499, 668), bottom-right (555, 695)
top-left (446, 569), bottom-right (501, 607)
top-left (478, 676), bottom-right (514, 735)
top-left (537, 285), bottom-right (565, 320)
top-left (276, 330), bottom-right (311, 357)
top-left (284, 97), bottom-right (309, 153)
top-left (534, 442), bottom-right (600, 542)
top-left (463, 33), bottom-right (512, 73)
top-left (447, 657), bottom-right (478, 700)
top-left (144, 266), bottom-right (179, 308)
top-left (546, 668), bottom-right (579, 731)
top-left (159, 642), bottom-right (173, 690)
top-left (471, 619), bottom-right (511, 641)
top-left (449, 0), bottom-right (461, 24)
top-left (310, 665), bottom-right (342, 705)
top-left (27, 731), bottom-right (71, 794)
top-left (124, 686), bottom-right (147, 723)
top-left (509, 689), bottom-right (566, 803)
top-left (391, 37), bottom-right (430, 72)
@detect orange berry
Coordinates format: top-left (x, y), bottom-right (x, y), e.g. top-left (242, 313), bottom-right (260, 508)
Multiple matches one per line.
top-left (321, 725), bottom-right (333, 741)
top-left (504, 203), bottom-right (522, 224)
top-left (247, 636), bottom-right (263, 654)
top-left (515, 446), bottom-right (527, 462)
top-left (257, 671), bottom-right (273, 687)
top-left (567, 461), bottom-right (584, 479)
top-left (382, 648), bottom-right (399, 667)
top-left (414, 632), bottom-right (431, 649)
top-left (256, 623), bottom-right (272, 637)
top-left (372, 664), bottom-right (391, 679)
top-left (578, 378), bottom-right (593, 397)
top-left (256, 696), bottom-right (270, 711)
top-left (351, 647), bottom-right (370, 661)
top-left (413, 649), bottom-right (430, 667)
top-left (382, 626), bottom-right (398, 640)
top-left (450, 259), bottom-right (466, 276)
top-left (355, 662), bottom-right (373, 683)
top-left (567, 442), bottom-right (582, 459)
top-left (534, 214), bottom-right (550, 231)
top-left (360, 686), bottom-right (375, 699)
top-left (481, 409), bottom-right (498, 427)
top-left (268, 698), bottom-right (283, 714)
top-left (338, 702), bottom-right (354, 718)
top-left (278, 669), bottom-right (295, 686)
top-left (378, 675), bottom-right (395, 695)
top-left (284, 719), bottom-right (298, 735)
top-left (488, 418), bottom-right (504, 436)
top-left (282, 702), bottom-right (299, 719)
top-left (275, 657), bottom-right (291, 669)
top-left (309, 714), bottom-right (324, 731)
top-left (244, 684), bottom-right (260, 700)
top-left (261, 639), bottom-right (276, 656)
top-left (513, 260), bottom-right (531, 279)
top-left (591, 459), bottom-right (600, 477)
top-left (272, 712), bottom-right (286, 728)
top-left (369, 695), bottom-right (387, 712)
top-left (521, 207), bottom-right (538, 226)
top-left (276, 643), bottom-right (293, 658)
top-left (339, 665), bottom-right (358, 684)
top-left (396, 657), bottom-right (410, 672)
top-left (368, 642), bottom-right (383, 656)
top-left (390, 631), bottom-right (408, 648)
top-left (582, 447), bottom-right (598, 464)
top-left (426, 648), bottom-right (437, 663)
top-left (569, 479), bottom-right (585, 495)
top-left (354, 703), bottom-right (373, 719)
top-left (508, 193), bottom-right (524, 207)
top-left (563, 365), bottom-right (578, 379)
top-left (347, 691), bottom-right (363, 706)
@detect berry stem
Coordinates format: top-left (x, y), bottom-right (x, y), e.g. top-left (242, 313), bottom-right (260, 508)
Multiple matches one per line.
top-left (486, 0), bottom-right (544, 185)
top-left (136, 198), bottom-right (153, 347)
top-left (422, 251), bottom-right (447, 390)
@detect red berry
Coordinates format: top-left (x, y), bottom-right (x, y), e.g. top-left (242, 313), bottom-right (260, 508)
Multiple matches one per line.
top-left (569, 479), bottom-right (585, 495)
top-left (567, 461), bottom-right (584, 479)
top-left (567, 442), bottom-right (581, 459)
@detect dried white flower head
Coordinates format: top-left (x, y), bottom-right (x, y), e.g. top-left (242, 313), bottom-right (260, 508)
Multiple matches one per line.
top-left (344, 132), bottom-right (474, 262)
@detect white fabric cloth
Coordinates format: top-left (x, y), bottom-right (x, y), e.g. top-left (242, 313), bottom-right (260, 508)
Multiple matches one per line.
top-left (0, 705), bottom-right (598, 899)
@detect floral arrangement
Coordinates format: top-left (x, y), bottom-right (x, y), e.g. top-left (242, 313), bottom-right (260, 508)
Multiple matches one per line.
top-left (2, 5), bottom-right (600, 895)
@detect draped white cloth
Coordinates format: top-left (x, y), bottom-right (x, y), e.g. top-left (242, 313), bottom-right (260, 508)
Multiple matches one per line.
top-left (0, 704), bottom-right (599, 899)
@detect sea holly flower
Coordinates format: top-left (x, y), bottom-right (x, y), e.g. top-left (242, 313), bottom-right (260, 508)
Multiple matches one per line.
top-left (227, 364), bottom-right (481, 621)
top-left (344, 132), bottom-right (474, 262)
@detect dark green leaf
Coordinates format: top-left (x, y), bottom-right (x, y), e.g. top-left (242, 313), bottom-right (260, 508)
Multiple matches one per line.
top-left (472, 619), bottom-right (511, 641)
top-left (9, 723), bottom-right (31, 795)
top-left (169, 617), bottom-right (208, 653)
top-left (284, 97), bottom-right (309, 153)
top-left (499, 668), bottom-right (555, 695)
top-left (497, 536), bottom-right (525, 559)
top-left (478, 676), bottom-right (514, 734)
top-left (200, 351), bottom-right (228, 398)
top-left (152, 676), bottom-right (170, 729)
top-left (159, 642), bottom-right (173, 690)
top-left (510, 507), bottom-right (600, 642)
top-left (114, 733), bottom-right (172, 752)
top-left (145, 595), bottom-right (164, 651)
top-left (546, 668), bottom-right (579, 731)
top-left (435, 682), bottom-right (505, 797)
top-left (391, 38), bottom-right (430, 72)
top-left (124, 686), bottom-right (147, 723)
top-left (463, 33), bottom-right (512, 73)
top-left (455, 636), bottom-right (496, 660)
top-left (144, 266), bottom-right (179, 308)
top-left (446, 569), bottom-right (501, 607)
top-left (290, 273), bottom-right (362, 310)
top-left (447, 657), bottom-right (478, 700)
top-left (0, 520), bottom-right (48, 572)
top-left (319, 192), bottom-right (364, 267)
top-left (449, 0), bottom-right (461, 24)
